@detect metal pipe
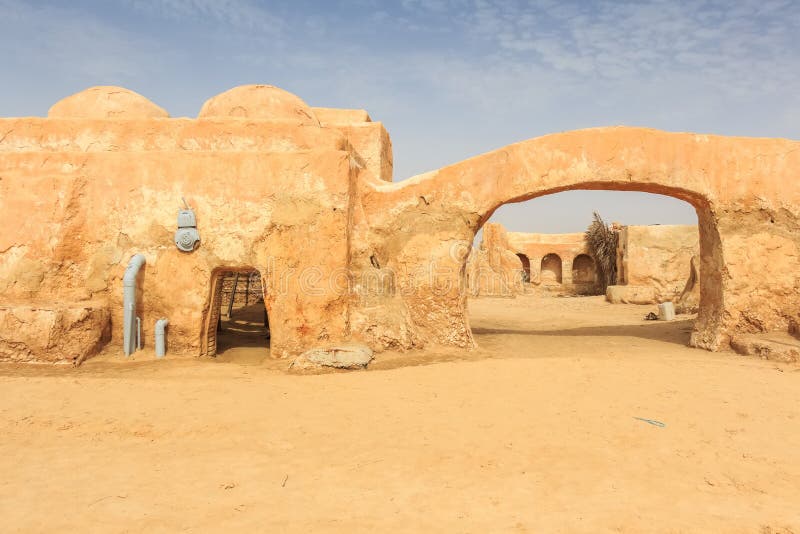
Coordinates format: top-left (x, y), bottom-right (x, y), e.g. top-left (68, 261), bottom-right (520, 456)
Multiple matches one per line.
top-left (123, 254), bottom-right (146, 356)
top-left (155, 318), bottom-right (169, 358)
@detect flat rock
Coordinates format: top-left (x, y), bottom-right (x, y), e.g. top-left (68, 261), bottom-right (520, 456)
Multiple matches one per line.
top-left (730, 333), bottom-right (800, 363)
top-left (290, 344), bottom-right (373, 371)
top-left (606, 285), bottom-right (657, 305)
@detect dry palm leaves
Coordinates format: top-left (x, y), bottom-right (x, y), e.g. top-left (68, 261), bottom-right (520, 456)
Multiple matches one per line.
top-left (585, 212), bottom-right (618, 292)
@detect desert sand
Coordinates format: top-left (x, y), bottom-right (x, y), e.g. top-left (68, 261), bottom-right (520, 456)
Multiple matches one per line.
top-left (1, 295), bottom-right (798, 532)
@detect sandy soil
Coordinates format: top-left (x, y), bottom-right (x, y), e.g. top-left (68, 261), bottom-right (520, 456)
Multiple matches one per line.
top-left (1, 295), bottom-right (799, 533)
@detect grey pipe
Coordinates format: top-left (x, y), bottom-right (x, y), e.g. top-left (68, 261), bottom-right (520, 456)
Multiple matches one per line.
top-left (123, 254), bottom-right (146, 356)
top-left (155, 318), bottom-right (169, 358)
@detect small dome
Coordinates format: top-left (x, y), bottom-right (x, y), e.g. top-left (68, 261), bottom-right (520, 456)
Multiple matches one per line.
top-left (48, 86), bottom-right (169, 119)
top-left (198, 85), bottom-right (319, 125)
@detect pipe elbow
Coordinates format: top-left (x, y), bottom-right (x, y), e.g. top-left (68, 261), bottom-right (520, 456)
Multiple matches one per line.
top-left (155, 318), bottom-right (169, 358)
top-left (123, 254), bottom-right (146, 287)
top-left (155, 318), bottom-right (169, 335)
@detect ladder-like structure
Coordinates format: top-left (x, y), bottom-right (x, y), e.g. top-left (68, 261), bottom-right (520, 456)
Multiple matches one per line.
top-left (221, 271), bottom-right (263, 315)
top-left (200, 270), bottom-right (264, 358)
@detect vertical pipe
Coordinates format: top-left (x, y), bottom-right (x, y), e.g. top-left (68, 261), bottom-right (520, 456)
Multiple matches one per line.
top-left (123, 254), bottom-right (146, 356)
top-left (155, 318), bottom-right (169, 358)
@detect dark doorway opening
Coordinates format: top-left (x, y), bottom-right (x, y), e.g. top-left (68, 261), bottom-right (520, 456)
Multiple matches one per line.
top-left (202, 269), bottom-right (269, 363)
top-left (571, 253), bottom-right (598, 294)
top-left (517, 253), bottom-right (531, 283)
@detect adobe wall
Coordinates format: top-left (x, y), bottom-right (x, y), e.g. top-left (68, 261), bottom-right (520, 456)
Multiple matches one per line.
top-left (0, 85), bottom-right (390, 362)
top-left (505, 231), bottom-right (596, 291)
top-left (616, 224), bottom-right (699, 301)
top-left (1, 84), bottom-right (798, 362)
top-left (465, 223), bottom-right (524, 297)
top-left (312, 107), bottom-right (393, 183)
top-left (465, 225), bottom-right (598, 295)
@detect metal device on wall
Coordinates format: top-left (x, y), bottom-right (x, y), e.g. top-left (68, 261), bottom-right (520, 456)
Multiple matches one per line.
top-left (175, 197), bottom-right (201, 252)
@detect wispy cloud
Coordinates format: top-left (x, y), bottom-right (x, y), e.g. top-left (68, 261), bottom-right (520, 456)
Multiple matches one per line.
top-left (125, 0), bottom-right (284, 33)
top-left (394, 0), bottom-right (800, 98)
top-left (0, 0), bottom-right (170, 82)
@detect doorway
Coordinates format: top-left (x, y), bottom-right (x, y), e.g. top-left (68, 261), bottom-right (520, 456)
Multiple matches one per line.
top-left (201, 268), bottom-right (269, 362)
top-left (517, 253), bottom-right (531, 283)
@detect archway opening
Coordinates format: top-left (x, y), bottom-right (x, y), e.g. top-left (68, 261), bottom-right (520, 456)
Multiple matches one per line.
top-left (572, 253), bottom-right (597, 294)
top-left (465, 189), bottom-right (705, 352)
top-left (201, 268), bottom-right (270, 363)
top-left (517, 253), bottom-right (531, 283)
top-left (540, 253), bottom-right (563, 285)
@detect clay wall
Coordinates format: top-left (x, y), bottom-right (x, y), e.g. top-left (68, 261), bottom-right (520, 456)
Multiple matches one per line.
top-left (1, 84), bottom-right (798, 362)
top-left (616, 224), bottom-right (699, 301)
top-left (0, 86), bottom-right (359, 362)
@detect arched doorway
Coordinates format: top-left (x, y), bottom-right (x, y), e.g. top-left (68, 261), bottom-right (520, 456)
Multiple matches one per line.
top-left (571, 254), bottom-right (597, 293)
top-left (461, 190), bottom-right (720, 350)
top-left (540, 253), bottom-right (562, 285)
top-left (454, 187), bottom-right (717, 350)
top-left (465, 192), bottom-right (700, 359)
top-left (201, 268), bottom-right (270, 362)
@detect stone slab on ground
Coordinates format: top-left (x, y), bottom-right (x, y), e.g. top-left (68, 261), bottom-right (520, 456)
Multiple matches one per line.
top-left (290, 344), bottom-right (374, 371)
top-left (606, 285), bottom-right (657, 305)
top-left (730, 332), bottom-right (800, 363)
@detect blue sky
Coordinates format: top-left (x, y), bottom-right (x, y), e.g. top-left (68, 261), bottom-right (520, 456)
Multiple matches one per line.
top-left (2, 0), bottom-right (798, 232)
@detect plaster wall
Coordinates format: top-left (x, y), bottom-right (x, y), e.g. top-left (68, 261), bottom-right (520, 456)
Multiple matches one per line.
top-left (1, 84), bottom-right (798, 362)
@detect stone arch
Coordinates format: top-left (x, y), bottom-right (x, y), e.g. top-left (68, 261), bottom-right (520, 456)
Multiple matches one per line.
top-left (356, 127), bottom-right (771, 353)
top-left (540, 253), bottom-right (563, 284)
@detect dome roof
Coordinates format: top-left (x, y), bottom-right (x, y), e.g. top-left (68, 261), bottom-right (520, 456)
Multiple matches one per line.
top-left (48, 86), bottom-right (169, 119)
top-left (198, 85), bottom-right (319, 125)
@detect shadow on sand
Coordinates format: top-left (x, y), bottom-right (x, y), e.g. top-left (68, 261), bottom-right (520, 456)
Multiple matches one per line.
top-left (370, 319), bottom-right (697, 371)
top-left (471, 318), bottom-right (695, 346)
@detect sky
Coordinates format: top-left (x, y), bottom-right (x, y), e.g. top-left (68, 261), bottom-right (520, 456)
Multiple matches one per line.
top-left (1, 0), bottom-right (798, 233)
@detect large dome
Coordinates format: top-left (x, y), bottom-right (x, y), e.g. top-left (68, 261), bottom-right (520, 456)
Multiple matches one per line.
top-left (48, 86), bottom-right (169, 119)
top-left (198, 85), bottom-right (319, 125)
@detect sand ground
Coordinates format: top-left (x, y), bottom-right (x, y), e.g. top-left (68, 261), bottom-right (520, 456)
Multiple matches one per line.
top-left (1, 295), bottom-right (799, 533)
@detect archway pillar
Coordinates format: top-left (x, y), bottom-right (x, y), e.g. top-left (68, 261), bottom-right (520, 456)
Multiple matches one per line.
top-left (690, 207), bottom-right (800, 350)
top-left (562, 255), bottom-right (574, 288)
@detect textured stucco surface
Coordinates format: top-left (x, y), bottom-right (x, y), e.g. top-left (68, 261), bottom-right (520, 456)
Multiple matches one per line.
top-left (617, 224), bottom-right (699, 301)
top-left (1, 85), bottom-right (798, 361)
